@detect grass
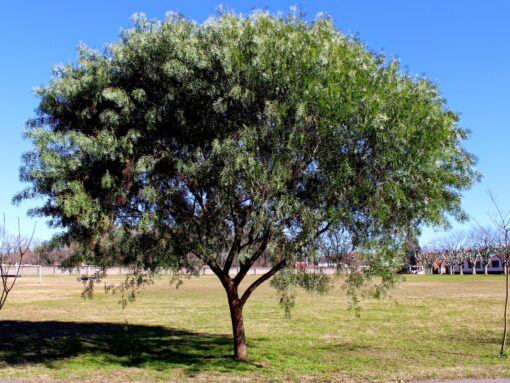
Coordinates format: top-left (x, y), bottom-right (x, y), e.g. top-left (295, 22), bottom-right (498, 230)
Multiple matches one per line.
top-left (1, 274), bottom-right (510, 382)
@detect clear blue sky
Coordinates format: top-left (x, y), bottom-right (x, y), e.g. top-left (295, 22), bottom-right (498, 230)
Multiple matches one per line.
top-left (1, 0), bottom-right (508, 245)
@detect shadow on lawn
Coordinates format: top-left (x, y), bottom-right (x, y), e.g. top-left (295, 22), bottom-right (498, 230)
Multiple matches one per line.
top-left (0, 321), bottom-right (258, 374)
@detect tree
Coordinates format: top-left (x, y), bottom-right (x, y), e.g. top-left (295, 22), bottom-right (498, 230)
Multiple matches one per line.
top-left (401, 225), bottom-right (421, 272)
top-left (416, 247), bottom-right (435, 274)
top-left (37, 241), bottom-right (80, 266)
top-left (317, 225), bottom-right (352, 269)
top-left (16, 11), bottom-right (479, 360)
top-left (423, 243), bottom-right (447, 275)
top-left (0, 216), bottom-right (35, 311)
top-left (469, 225), bottom-right (500, 275)
top-left (440, 231), bottom-right (467, 274)
top-left (487, 191), bottom-right (510, 356)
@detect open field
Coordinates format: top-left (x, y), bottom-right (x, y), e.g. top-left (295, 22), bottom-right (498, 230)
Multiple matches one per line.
top-left (1, 274), bottom-right (510, 382)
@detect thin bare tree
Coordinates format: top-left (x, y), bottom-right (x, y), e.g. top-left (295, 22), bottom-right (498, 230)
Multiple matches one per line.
top-left (0, 216), bottom-right (36, 311)
top-left (488, 191), bottom-right (510, 356)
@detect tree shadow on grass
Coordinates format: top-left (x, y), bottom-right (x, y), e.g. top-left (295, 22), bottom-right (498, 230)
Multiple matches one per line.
top-left (0, 321), bottom-right (260, 376)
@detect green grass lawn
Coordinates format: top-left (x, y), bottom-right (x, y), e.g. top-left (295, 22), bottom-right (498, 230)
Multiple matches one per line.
top-left (1, 274), bottom-right (510, 382)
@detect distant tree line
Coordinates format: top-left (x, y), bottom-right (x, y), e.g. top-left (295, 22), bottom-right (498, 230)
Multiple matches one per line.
top-left (413, 226), bottom-right (510, 275)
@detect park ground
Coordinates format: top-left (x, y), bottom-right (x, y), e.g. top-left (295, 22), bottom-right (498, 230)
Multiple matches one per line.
top-left (1, 274), bottom-right (510, 382)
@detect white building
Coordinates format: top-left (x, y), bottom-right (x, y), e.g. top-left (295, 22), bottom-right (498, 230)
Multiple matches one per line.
top-left (451, 255), bottom-right (505, 274)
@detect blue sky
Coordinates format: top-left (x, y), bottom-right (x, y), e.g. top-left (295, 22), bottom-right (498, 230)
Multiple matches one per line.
top-left (1, 0), bottom-right (508, 245)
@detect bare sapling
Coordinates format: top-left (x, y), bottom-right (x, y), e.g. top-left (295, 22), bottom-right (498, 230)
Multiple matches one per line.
top-left (0, 215), bottom-right (36, 311)
top-left (488, 191), bottom-right (510, 356)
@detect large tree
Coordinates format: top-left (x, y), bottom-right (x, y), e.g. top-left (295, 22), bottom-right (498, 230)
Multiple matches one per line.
top-left (17, 11), bottom-right (478, 360)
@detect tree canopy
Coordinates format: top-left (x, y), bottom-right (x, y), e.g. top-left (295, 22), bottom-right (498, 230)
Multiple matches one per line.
top-left (17, 11), bottom-right (479, 360)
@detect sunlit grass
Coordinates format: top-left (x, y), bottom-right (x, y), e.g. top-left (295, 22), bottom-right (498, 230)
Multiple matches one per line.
top-left (1, 274), bottom-right (510, 382)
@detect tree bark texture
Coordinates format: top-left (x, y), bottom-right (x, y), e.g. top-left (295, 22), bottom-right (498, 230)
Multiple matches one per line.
top-left (227, 289), bottom-right (248, 361)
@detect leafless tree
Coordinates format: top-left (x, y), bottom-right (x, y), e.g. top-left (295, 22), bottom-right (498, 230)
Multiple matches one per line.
top-left (441, 231), bottom-right (468, 275)
top-left (488, 191), bottom-right (510, 356)
top-left (0, 216), bottom-right (36, 311)
top-left (416, 247), bottom-right (436, 274)
top-left (469, 225), bottom-right (501, 275)
top-left (422, 243), bottom-right (446, 275)
top-left (38, 243), bottom-right (77, 266)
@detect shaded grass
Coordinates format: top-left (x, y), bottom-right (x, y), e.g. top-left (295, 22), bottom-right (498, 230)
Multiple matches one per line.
top-left (0, 321), bottom-right (249, 373)
top-left (1, 274), bottom-right (510, 382)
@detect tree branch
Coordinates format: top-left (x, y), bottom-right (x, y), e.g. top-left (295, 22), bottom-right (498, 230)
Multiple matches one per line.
top-left (294, 220), bottom-right (333, 254)
top-left (223, 205), bottom-right (252, 274)
top-left (240, 224), bottom-right (255, 250)
top-left (205, 258), bottom-right (231, 290)
top-left (221, 196), bottom-right (241, 274)
top-left (240, 259), bottom-right (287, 306)
top-left (233, 227), bottom-right (271, 286)
top-left (0, 217), bottom-right (36, 310)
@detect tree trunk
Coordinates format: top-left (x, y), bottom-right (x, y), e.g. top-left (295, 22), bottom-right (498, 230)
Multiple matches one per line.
top-left (485, 263), bottom-right (489, 275)
top-left (501, 262), bottom-right (509, 356)
top-left (227, 288), bottom-right (248, 361)
top-left (459, 264), bottom-right (463, 275)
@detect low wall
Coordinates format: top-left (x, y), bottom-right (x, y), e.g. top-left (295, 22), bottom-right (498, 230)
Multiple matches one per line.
top-left (2, 265), bottom-right (339, 276)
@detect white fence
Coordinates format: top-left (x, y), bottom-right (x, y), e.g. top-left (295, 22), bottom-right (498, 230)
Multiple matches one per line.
top-left (1, 265), bottom-right (133, 276)
top-left (2, 265), bottom-right (339, 277)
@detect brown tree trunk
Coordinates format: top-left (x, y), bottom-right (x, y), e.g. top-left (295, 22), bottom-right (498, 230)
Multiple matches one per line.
top-left (211, 253), bottom-right (284, 361)
top-left (226, 286), bottom-right (248, 361)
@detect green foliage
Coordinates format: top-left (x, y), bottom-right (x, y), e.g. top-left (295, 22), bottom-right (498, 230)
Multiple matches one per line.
top-left (271, 268), bottom-right (331, 317)
top-left (344, 237), bottom-right (404, 315)
top-left (17, 10), bottom-right (478, 308)
top-left (104, 272), bottom-right (155, 309)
